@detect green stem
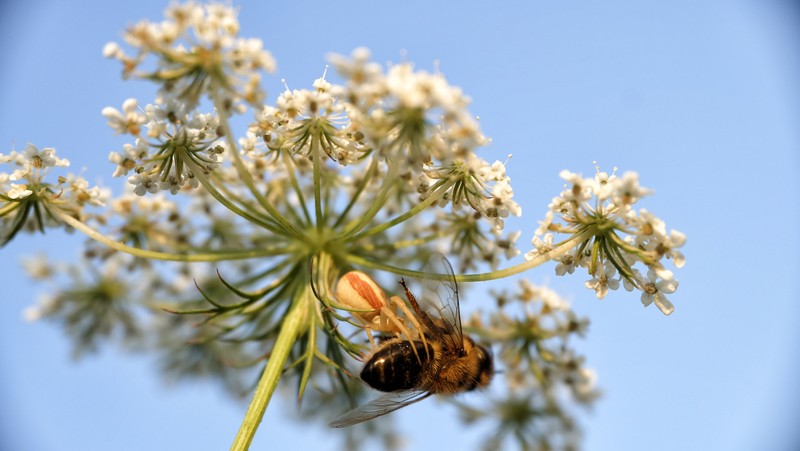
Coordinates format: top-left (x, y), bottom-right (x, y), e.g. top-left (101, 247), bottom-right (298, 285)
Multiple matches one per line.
top-left (182, 150), bottom-right (283, 234)
top-left (345, 228), bottom-right (594, 283)
top-left (342, 177), bottom-right (455, 243)
top-left (332, 157), bottom-right (378, 229)
top-left (50, 207), bottom-right (285, 262)
top-left (0, 201), bottom-right (20, 215)
top-left (210, 88), bottom-right (305, 240)
top-left (336, 159), bottom-right (399, 240)
top-left (230, 295), bottom-right (306, 451)
top-left (311, 132), bottom-right (324, 231)
top-left (357, 228), bottom-right (449, 252)
top-left (280, 151), bottom-right (312, 226)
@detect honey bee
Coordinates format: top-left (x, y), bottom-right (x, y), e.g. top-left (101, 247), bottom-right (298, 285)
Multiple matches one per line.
top-left (330, 258), bottom-right (494, 427)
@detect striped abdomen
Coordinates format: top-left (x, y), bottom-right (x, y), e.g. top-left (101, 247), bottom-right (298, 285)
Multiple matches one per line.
top-left (360, 341), bottom-right (431, 392)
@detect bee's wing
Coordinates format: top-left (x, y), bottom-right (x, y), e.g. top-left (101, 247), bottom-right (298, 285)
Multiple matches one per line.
top-left (422, 254), bottom-right (464, 352)
top-left (328, 390), bottom-right (432, 428)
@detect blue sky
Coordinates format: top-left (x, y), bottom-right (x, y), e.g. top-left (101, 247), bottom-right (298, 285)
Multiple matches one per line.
top-left (1, 1), bottom-right (799, 450)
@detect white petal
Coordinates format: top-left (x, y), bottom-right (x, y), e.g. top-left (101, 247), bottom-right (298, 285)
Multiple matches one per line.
top-left (653, 267), bottom-right (674, 280)
top-left (654, 293), bottom-right (674, 315)
top-left (668, 230), bottom-right (686, 247)
top-left (657, 278), bottom-right (679, 294)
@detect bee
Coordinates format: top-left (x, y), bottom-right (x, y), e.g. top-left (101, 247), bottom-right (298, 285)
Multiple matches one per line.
top-left (330, 257), bottom-right (494, 428)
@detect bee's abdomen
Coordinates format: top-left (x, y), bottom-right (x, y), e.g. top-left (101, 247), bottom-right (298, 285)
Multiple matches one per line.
top-left (361, 341), bottom-right (431, 392)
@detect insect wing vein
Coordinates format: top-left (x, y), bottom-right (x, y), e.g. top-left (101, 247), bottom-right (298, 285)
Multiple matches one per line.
top-left (424, 255), bottom-right (464, 352)
top-left (329, 390), bottom-right (432, 428)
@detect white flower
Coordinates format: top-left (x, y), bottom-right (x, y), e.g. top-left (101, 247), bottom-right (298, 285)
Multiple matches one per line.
top-left (590, 168), bottom-right (616, 200)
top-left (102, 41), bottom-right (123, 58)
top-left (524, 233), bottom-right (554, 261)
top-left (634, 209), bottom-right (668, 244)
top-left (228, 38), bottom-right (277, 74)
top-left (611, 171), bottom-right (652, 208)
top-left (23, 294), bottom-right (58, 322)
top-left (558, 170), bottom-right (591, 203)
top-left (640, 268), bottom-right (678, 315)
top-left (495, 230), bottom-right (522, 259)
top-left (555, 248), bottom-right (581, 276)
top-left (102, 98), bottom-right (145, 135)
top-left (328, 47), bottom-right (382, 88)
top-left (656, 229), bottom-right (687, 268)
top-left (585, 264), bottom-right (619, 299)
top-left (573, 368), bottom-right (599, 403)
top-left (9, 144), bottom-right (69, 180)
top-left (7, 183), bottom-right (33, 199)
top-left (20, 143), bottom-right (69, 168)
top-left (160, 176), bottom-right (183, 195)
top-left (128, 173), bottom-right (159, 196)
top-left (22, 253), bottom-right (54, 279)
top-left (64, 175), bottom-right (107, 207)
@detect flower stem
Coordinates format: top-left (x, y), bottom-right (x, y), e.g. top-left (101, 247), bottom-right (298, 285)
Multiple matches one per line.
top-left (332, 157), bottom-right (377, 229)
top-left (181, 149), bottom-right (284, 234)
top-left (281, 151), bottom-right (313, 226)
top-left (230, 293), bottom-right (306, 451)
top-left (210, 87), bottom-right (305, 239)
top-left (346, 228), bottom-right (594, 283)
top-left (337, 159), bottom-right (399, 240)
top-left (49, 207), bottom-right (285, 262)
top-left (311, 132), bottom-right (324, 231)
top-left (345, 177), bottom-right (455, 243)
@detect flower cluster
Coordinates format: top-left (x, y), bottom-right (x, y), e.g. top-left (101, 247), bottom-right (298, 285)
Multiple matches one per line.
top-left (326, 49), bottom-right (521, 232)
top-left (329, 48), bottom-right (486, 165)
top-left (104, 99), bottom-right (224, 195)
top-left (457, 279), bottom-right (598, 450)
top-left (0, 144), bottom-right (106, 245)
top-left (525, 166), bottom-right (685, 315)
top-left (102, 2), bottom-right (276, 110)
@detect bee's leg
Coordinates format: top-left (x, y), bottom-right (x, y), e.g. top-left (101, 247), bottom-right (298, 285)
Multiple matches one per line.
top-left (399, 278), bottom-right (438, 334)
top-left (399, 278), bottom-right (422, 315)
top-left (388, 295), bottom-right (430, 361)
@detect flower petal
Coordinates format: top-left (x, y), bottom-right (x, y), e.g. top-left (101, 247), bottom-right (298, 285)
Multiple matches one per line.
top-left (654, 293), bottom-right (674, 315)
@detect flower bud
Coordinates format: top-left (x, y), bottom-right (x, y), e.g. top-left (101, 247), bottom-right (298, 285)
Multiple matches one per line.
top-left (336, 271), bottom-right (387, 321)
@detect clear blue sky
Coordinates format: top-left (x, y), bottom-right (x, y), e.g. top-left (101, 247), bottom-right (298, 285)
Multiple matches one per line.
top-left (1, 1), bottom-right (799, 450)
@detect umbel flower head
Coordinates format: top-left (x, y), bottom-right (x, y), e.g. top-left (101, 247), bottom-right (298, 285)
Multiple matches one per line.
top-left (102, 2), bottom-right (276, 111)
top-left (105, 99), bottom-right (225, 195)
top-left (0, 144), bottom-right (106, 245)
top-left (525, 165), bottom-right (685, 315)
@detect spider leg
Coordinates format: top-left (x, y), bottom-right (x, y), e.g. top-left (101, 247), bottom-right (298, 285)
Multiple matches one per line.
top-left (389, 295), bottom-right (430, 361)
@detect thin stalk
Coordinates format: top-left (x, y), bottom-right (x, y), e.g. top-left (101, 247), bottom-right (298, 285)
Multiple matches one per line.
top-left (206, 171), bottom-right (284, 230)
top-left (358, 228), bottom-right (452, 252)
top-left (347, 178), bottom-right (455, 242)
top-left (50, 207), bottom-right (285, 262)
top-left (182, 151), bottom-right (282, 233)
top-left (280, 151), bottom-right (313, 226)
top-left (0, 201), bottom-right (19, 215)
top-left (311, 132), bottom-right (324, 231)
top-left (209, 86), bottom-right (305, 240)
top-left (344, 228), bottom-right (594, 283)
top-left (336, 159), bottom-right (398, 240)
top-left (332, 156), bottom-right (378, 229)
